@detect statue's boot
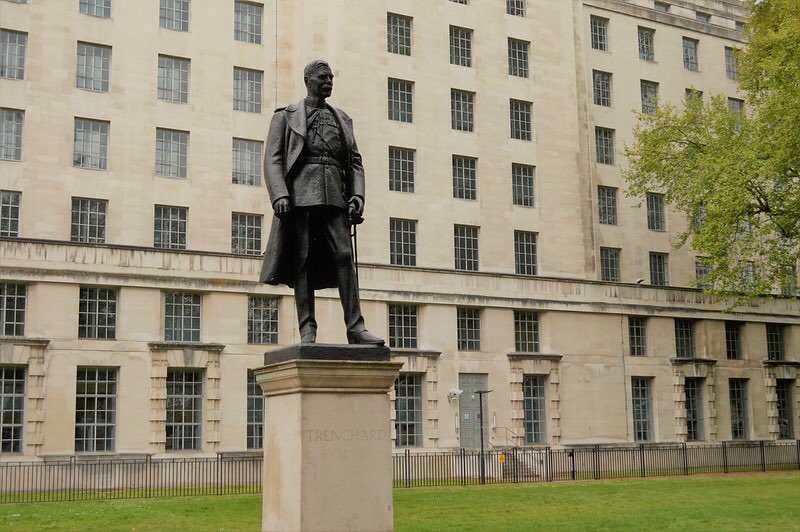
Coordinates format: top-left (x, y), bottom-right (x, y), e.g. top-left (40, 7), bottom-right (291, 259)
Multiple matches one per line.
top-left (347, 329), bottom-right (385, 346)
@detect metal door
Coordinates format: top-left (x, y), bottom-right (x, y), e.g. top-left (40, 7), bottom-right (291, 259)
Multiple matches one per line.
top-left (458, 373), bottom-right (489, 449)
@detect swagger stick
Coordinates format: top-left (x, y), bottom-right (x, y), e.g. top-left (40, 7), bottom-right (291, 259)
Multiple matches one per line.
top-left (351, 222), bottom-right (359, 287)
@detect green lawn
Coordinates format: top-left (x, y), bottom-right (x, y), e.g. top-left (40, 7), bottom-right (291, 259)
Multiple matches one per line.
top-left (1, 472), bottom-right (798, 531)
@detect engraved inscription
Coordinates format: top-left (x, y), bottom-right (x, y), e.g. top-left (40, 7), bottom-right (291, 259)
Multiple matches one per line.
top-left (302, 428), bottom-right (390, 442)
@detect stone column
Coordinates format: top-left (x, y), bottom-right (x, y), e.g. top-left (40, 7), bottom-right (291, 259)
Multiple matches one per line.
top-left (255, 344), bottom-right (402, 532)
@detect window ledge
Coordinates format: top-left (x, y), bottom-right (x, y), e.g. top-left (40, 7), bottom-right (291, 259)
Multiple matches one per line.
top-left (762, 359), bottom-right (800, 368)
top-left (148, 341), bottom-right (225, 352)
top-left (390, 348), bottom-right (441, 359)
top-left (507, 352), bottom-right (563, 362)
top-left (0, 336), bottom-right (50, 347)
top-left (670, 357), bottom-right (718, 365)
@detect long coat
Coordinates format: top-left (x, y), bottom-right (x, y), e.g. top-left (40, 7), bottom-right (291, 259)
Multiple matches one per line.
top-left (259, 99), bottom-right (365, 289)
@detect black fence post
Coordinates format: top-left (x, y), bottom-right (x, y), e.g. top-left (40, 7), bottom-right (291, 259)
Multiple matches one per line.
top-left (459, 448), bottom-right (466, 486)
top-left (69, 456), bottom-right (76, 501)
top-left (593, 445), bottom-right (600, 480)
top-left (759, 441), bottom-right (766, 472)
top-left (682, 442), bottom-right (689, 475)
top-left (216, 454), bottom-right (222, 495)
top-left (796, 440), bottom-right (800, 471)
top-left (639, 444), bottom-right (645, 477)
top-left (722, 441), bottom-right (729, 474)
top-left (546, 447), bottom-right (553, 482)
top-left (405, 448), bottom-right (411, 488)
top-left (570, 449), bottom-right (576, 480)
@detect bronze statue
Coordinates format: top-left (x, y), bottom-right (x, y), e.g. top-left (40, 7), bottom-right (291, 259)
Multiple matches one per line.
top-left (260, 60), bottom-right (384, 346)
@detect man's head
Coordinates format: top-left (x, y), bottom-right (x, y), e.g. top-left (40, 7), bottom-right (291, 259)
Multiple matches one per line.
top-left (304, 60), bottom-right (334, 100)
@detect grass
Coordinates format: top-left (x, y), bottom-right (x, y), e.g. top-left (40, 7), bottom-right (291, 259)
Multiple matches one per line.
top-left (1, 471), bottom-right (798, 531)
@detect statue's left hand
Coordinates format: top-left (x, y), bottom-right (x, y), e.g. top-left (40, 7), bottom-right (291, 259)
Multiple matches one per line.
top-left (348, 196), bottom-right (364, 225)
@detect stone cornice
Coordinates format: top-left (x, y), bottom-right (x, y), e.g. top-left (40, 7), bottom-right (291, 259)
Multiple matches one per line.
top-left (762, 359), bottom-right (800, 368)
top-left (507, 352), bottom-right (564, 362)
top-left (147, 342), bottom-right (225, 352)
top-left (0, 337), bottom-right (50, 347)
top-left (670, 357), bottom-right (719, 365)
top-left (390, 349), bottom-right (442, 359)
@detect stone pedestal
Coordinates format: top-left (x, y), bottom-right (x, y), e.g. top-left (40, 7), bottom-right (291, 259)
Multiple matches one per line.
top-left (254, 344), bottom-right (402, 532)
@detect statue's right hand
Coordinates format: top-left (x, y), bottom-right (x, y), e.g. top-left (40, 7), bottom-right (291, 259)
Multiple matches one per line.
top-left (273, 198), bottom-right (291, 216)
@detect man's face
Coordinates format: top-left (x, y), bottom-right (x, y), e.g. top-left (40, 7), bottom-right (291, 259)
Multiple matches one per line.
top-left (306, 66), bottom-right (334, 99)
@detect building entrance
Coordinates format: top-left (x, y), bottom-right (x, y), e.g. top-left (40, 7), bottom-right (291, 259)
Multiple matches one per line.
top-left (458, 373), bottom-right (488, 449)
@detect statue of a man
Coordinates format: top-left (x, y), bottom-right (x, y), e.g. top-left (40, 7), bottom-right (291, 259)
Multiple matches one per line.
top-left (259, 60), bottom-right (384, 346)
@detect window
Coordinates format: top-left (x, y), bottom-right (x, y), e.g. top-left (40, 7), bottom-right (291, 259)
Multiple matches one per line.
top-left (638, 27), bottom-right (655, 61)
top-left (695, 260), bottom-right (712, 289)
top-left (725, 322), bottom-right (742, 360)
top-left (640, 80), bottom-right (658, 115)
top-left (0, 190), bottom-right (20, 237)
top-left (776, 379), bottom-right (794, 440)
top-left (1, 108), bottom-right (23, 161)
top-left (735, 20), bottom-right (745, 32)
top-left (457, 307), bottom-right (480, 350)
top-left (395, 374), bottom-right (423, 446)
top-left (514, 230), bottom-right (538, 276)
top-left (388, 79), bottom-right (413, 123)
top-left (234, 1), bottom-right (262, 44)
top-left (452, 155), bottom-right (477, 200)
top-left (155, 128), bottom-right (188, 178)
top-left (164, 292), bottom-right (200, 342)
top-left (388, 304), bottom-right (417, 349)
top-left (450, 89), bottom-right (474, 132)
top-left (597, 186), bottom-right (618, 225)
top-left (0, 366), bottom-right (24, 452)
top-left (628, 316), bottom-right (647, 356)
top-left (232, 138), bottom-right (262, 185)
top-left (248, 296), bottom-right (278, 344)
top-left (523, 375), bottom-right (546, 444)
top-left (595, 127), bottom-right (615, 165)
top-left (507, 0), bottom-right (526, 16)
top-left (511, 163), bottom-right (535, 207)
top-left (766, 324), bottom-right (785, 361)
top-left (510, 99), bottom-right (532, 140)
top-left (387, 13), bottom-right (411, 56)
top-left (0, 283), bottom-right (25, 336)
top-left (728, 97), bottom-right (743, 116)
top-left (246, 370), bottom-right (263, 449)
top-left (590, 16), bottom-right (608, 51)
top-left (0, 30), bottom-right (27, 80)
top-left (231, 212), bottom-right (262, 256)
top-left (73, 118), bottom-right (109, 170)
top-left (508, 38), bottom-right (529, 78)
top-left (654, 2), bottom-right (670, 12)
top-left (674, 318), bottom-right (695, 358)
top-left (389, 218), bottom-right (416, 267)
top-left (696, 12), bottom-right (710, 23)
top-left (454, 225), bottom-right (479, 271)
top-left (388, 147), bottom-right (415, 192)
top-left (725, 47), bottom-right (738, 80)
top-left (160, 0), bottom-right (190, 32)
top-left (76, 42), bottom-right (111, 92)
top-left (78, 287), bottom-right (117, 339)
top-left (729, 378), bottom-right (748, 440)
top-left (75, 368), bottom-right (117, 452)
top-left (153, 205), bottom-right (187, 250)
top-left (233, 67), bottom-right (263, 113)
top-left (600, 247), bottom-right (621, 282)
top-left (157, 55), bottom-right (190, 103)
top-left (166, 369), bottom-right (202, 450)
top-left (80, 0), bottom-right (111, 18)
top-left (649, 252), bottom-right (668, 286)
top-left (683, 38), bottom-right (699, 71)
top-left (631, 377), bottom-right (652, 441)
top-left (684, 378), bottom-right (704, 441)
top-left (449, 26), bottom-right (472, 67)
top-left (646, 192), bottom-right (666, 231)
top-left (514, 310), bottom-right (539, 353)
top-left (592, 70), bottom-right (611, 107)
top-left (71, 197), bottom-right (107, 244)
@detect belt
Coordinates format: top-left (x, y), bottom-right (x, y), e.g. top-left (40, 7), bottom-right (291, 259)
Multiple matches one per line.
top-left (305, 156), bottom-right (343, 169)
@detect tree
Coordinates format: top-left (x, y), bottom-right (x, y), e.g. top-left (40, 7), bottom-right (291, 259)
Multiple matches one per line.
top-left (622, 0), bottom-right (799, 300)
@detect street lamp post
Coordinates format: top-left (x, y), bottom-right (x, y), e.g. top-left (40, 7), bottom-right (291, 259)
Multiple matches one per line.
top-left (476, 390), bottom-right (492, 485)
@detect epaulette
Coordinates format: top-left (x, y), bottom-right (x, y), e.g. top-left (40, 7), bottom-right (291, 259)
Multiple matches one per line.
top-left (274, 107), bottom-right (286, 113)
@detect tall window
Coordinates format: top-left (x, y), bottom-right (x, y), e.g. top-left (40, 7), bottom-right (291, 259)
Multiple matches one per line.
top-left (696, 11), bottom-right (710, 23)
top-left (389, 218), bottom-right (416, 267)
top-left (724, 47), bottom-right (738, 80)
top-left (654, 2), bottom-right (670, 12)
top-left (508, 38), bottom-right (529, 78)
top-left (729, 378), bottom-right (748, 440)
top-left (75, 368), bottom-right (117, 452)
top-left (674, 319), bottom-right (695, 358)
top-left (0, 190), bottom-right (20, 237)
top-left (684, 378), bottom-right (704, 441)
top-left (523, 375), bottom-right (546, 444)
top-left (71, 197), bottom-right (107, 244)
top-left (631, 377), bottom-right (652, 441)
top-left (78, 287), bottom-right (117, 339)
top-left (234, 1), bottom-right (262, 44)
top-left (597, 186), bottom-right (618, 225)
top-left (600, 247), bottom-right (621, 282)
top-left (592, 70), bottom-right (611, 107)
top-left (1, 108), bottom-right (24, 161)
top-left (154, 205), bottom-right (187, 250)
top-left (454, 224), bottom-right (479, 271)
top-left (0, 30), bottom-right (27, 80)
top-left (725, 321), bottom-right (742, 360)
top-left (649, 252), bottom-right (669, 286)
top-left (160, 0), bottom-right (190, 31)
top-left (73, 118), bottom-right (109, 170)
top-left (155, 128), bottom-right (189, 178)
top-left (683, 37), bottom-right (699, 71)
top-left (640, 80), bottom-right (658, 115)
top-left (509, 99), bottom-right (532, 140)
top-left (514, 310), bottom-right (539, 353)
top-left (638, 27), bottom-right (655, 61)
top-left (628, 316), bottom-right (647, 356)
top-left (457, 307), bottom-right (480, 350)
top-left (388, 147), bottom-right (415, 192)
top-left (388, 79), bottom-right (413, 122)
top-left (164, 292), bottom-right (200, 342)
top-left (514, 230), bottom-right (538, 276)
top-left (646, 192), bottom-right (666, 231)
top-left (387, 13), bottom-right (411, 56)
top-left (233, 67), bottom-right (263, 113)
top-left (512, 163), bottom-right (535, 207)
top-left (80, 0), bottom-right (111, 18)
top-left (595, 127), bottom-right (614, 165)
top-left (452, 155), bottom-right (477, 200)
top-left (246, 370), bottom-right (263, 449)
top-left (766, 324), bottom-right (785, 361)
top-left (388, 304), bottom-right (418, 349)
top-left (695, 260), bottom-right (712, 289)
top-left (450, 89), bottom-right (474, 132)
top-left (449, 26), bottom-right (472, 67)
top-left (166, 369), bottom-right (203, 450)
top-left (776, 379), bottom-right (794, 440)
top-left (0, 283), bottom-right (25, 336)
top-left (158, 55), bottom-right (190, 103)
top-left (395, 374), bottom-right (423, 446)
top-left (76, 42), bottom-right (111, 92)
top-left (247, 296), bottom-right (278, 344)
top-left (590, 16), bottom-right (608, 51)
top-left (232, 138), bottom-right (262, 185)
top-left (0, 366), bottom-right (25, 452)
top-left (507, 0), bottom-right (526, 15)
top-left (231, 212), bottom-right (262, 256)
